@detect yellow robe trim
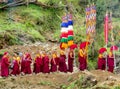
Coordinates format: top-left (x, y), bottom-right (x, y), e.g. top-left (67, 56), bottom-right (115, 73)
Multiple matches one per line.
top-left (109, 52), bottom-right (113, 57)
top-left (98, 54), bottom-right (103, 58)
top-left (52, 54), bottom-right (56, 59)
top-left (79, 49), bottom-right (84, 57)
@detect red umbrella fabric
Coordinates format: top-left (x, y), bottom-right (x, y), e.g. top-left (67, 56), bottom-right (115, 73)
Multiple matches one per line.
top-left (110, 45), bottom-right (118, 51)
top-left (80, 41), bottom-right (90, 49)
top-left (99, 47), bottom-right (107, 54)
top-left (70, 44), bottom-right (77, 50)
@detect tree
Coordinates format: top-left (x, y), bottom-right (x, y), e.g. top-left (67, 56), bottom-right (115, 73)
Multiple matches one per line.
top-left (95, 0), bottom-right (106, 31)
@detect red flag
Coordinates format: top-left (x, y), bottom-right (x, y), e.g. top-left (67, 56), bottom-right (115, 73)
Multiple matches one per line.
top-left (104, 13), bottom-right (109, 45)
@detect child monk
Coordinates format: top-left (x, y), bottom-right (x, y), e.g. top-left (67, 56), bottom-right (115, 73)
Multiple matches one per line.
top-left (1, 52), bottom-right (10, 77)
top-left (50, 51), bottom-right (58, 72)
top-left (43, 53), bottom-right (50, 73)
top-left (33, 53), bottom-right (42, 74)
top-left (24, 53), bottom-right (32, 74)
top-left (20, 53), bottom-right (26, 74)
top-left (11, 54), bottom-right (20, 76)
top-left (78, 48), bottom-right (87, 71)
top-left (97, 48), bottom-right (107, 70)
top-left (58, 50), bottom-right (67, 73)
top-left (68, 48), bottom-right (74, 72)
top-left (107, 50), bottom-right (114, 73)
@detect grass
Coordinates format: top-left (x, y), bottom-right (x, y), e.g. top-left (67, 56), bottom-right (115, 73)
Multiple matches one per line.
top-left (114, 85), bottom-right (120, 89)
top-left (38, 81), bottom-right (52, 86)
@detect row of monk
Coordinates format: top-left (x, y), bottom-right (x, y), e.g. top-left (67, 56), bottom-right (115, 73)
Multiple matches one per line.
top-left (0, 48), bottom-right (114, 77)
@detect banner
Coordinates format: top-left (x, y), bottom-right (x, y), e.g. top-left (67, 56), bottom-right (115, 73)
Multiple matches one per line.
top-left (104, 12), bottom-right (109, 45)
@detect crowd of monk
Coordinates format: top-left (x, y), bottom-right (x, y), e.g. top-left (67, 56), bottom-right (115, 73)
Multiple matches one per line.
top-left (0, 47), bottom-right (115, 77)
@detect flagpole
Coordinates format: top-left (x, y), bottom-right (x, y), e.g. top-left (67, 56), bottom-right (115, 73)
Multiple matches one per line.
top-left (106, 43), bottom-right (108, 71)
top-left (105, 11), bottom-right (108, 71)
top-left (110, 11), bottom-right (116, 71)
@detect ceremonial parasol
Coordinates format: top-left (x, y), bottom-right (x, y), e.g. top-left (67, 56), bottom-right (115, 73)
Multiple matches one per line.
top-left (110, 45), bottom-right (119, 51)
top-left (99, 47), bottom-right (107, 54)
top-left (80, 41), bottom-right (90, 49)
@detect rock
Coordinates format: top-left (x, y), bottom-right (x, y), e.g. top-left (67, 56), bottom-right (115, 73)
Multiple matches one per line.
top-left (106, 76), bottom-right (117, 81)
top-left (93, 86), bottom-right (110, 89)
top-left (82, 75), bottom-right (97, 88)
top-left (10, 77), bottom-right (16, 82)
top-left (102, 81), bottom-right (115, 86)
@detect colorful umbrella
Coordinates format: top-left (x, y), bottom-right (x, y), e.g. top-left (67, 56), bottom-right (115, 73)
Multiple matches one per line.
top-left (80, 41), bottom-right (90, 49)
top-left (110, 45), bottom-right (119, 51)
top-left (70, 44), bottom-right (77, 50)
top-left (99, 47), bottom-right (107, 54)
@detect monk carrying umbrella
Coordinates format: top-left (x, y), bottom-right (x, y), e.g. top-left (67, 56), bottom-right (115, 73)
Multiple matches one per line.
top-left (78, 42), bottom-right (90, 71)
top-left (107, 45), bottom-right (118, 73)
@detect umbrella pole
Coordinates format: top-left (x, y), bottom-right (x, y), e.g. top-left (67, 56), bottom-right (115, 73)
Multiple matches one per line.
top-left (106, 44), bottom-right (108, 71)
top-left (110, 11), bottom-right (116, 72)
top-left (112, 31), bottom-right (116, 72)
top-left (73, 49), bottom-right (76, 68)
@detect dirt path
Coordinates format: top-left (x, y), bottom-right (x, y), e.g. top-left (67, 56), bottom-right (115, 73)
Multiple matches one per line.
top-left (0, 70), bottom-right (120, 89)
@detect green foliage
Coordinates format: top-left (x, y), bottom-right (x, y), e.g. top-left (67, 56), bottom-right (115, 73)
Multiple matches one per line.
top-left (0, 49), bottom-right (7, 56)
top-left (88, 59), bottom-right (97, 70)
top-left (28, 30), bottom-right (45, 42)
top-left (65, 75), bottom-right (84, 89)
top-left (95, 0), bottom-right (106, 30)
top-left (114, 85), bottom-right (120, 89)
top-left (38, 81), bottom-right (52, 86)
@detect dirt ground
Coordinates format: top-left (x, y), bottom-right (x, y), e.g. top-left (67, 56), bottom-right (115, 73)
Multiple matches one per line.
top-left (0, 70), bottom-right (120, 89)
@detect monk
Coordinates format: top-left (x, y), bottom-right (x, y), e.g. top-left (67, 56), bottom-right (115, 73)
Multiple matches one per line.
top-left (58, 50), bottom-right (67, 73)
top-left (24, 53), bottom-right (32, 74)
top-left (11, 55), bottom-right (20, 76)
top-left (43, 53), bottom-right (50, 73)
top-left (68, 49), bottom-right (74, 72)
top-left (97, 53), bottom-right (106, 70)
top-left (50, 52), bottom-right (57, 72)
top-left (20, 54), bottom-right (26, 74)
top-left (107, 51), bottom-right (114, 73)
top-left (78, 48), bottom-right (87, 71)
top-left (33, 54), bottom-right (42, 74)
top-left (1, 52), bottom-right (10, 77)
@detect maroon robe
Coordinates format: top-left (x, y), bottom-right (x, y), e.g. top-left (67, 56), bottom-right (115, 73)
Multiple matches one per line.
top-left (11, 60), bottom-right (20, 75)
top-left (58, 55), bottom-right (67, 73)
top-left (33, 56), bottom-right (42, 74)
top-left (43, 56), bottom-right (49, 73)
top-left (78, 55), bottom-right (87, 71)
top-left (68, 51), bottom-right (74, 72)
top-left (40, 57), bottom-right (43, 72)
top-left (23, 56), bottom-right (32, 74)
top-left (97, 57), bottom-right (106, 70)
top-left (107, 55), bottom-right (114, 73)
top-left (21, 56), bottom-right (25, 73)
top-left (1, 56), bottom-right (9, 77)
top-left (50, 58), bottom-right (57, 72)
top-left (0, 60), bottom-right (1, 76)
